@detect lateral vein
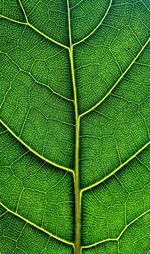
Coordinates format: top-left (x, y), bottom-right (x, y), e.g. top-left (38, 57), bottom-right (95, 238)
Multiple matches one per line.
top-left (0, 202), bottom-right (74, 247)
top-left (0, 14), bottom-right (69, 50)
top-left (1, 50), bottom-right (73, 103)
top-left (80, 38), bottom-right (150, 118)
top-left (0, 119), bottom-right (74, 174)
top-left (0, 14), bottom-right (27, 25)
top-left (73, 0), bottom-right (112, 46)
top-left (18, 0), bottom-right (29, 23)
top-left (81, 140), bottom-right (150, 192)
top-left (81, 209), bottom-right (150, 249)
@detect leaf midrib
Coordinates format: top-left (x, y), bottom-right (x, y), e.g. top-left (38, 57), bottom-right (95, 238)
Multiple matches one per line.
top-left (66, 1), bottom-right (81, 253)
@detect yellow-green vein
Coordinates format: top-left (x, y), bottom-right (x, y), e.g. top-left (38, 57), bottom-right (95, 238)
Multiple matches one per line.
top-left (81, 238), bottom-right (116, 250)
top-left (81, 140), bottom-right (150, 193)
top-left (0, 202), bottom-right (74, 247)
top-left (81, 209), bottom-right (150, 249)
top-left (0, 14), bottom-right (69, 50)
top-left (0, 119), bottom-right (74, 174)
top-left (73, 0), bottom-right (112, 46)
top-left (28, 23), bottom-right (69, 50)
top-left (0, 14), bottom-right (27, 25)
top-left (80, 38), bottom-right (150, 118)
top-left (67, 1), bottom-right (81, 254)
top-left (18, 0), bottom-right (29, 23)
top-left (17, 0), bottom-right (69, 49)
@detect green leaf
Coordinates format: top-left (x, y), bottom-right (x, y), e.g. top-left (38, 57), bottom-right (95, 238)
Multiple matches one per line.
top-left (0, 1), bottom-right (150, 254)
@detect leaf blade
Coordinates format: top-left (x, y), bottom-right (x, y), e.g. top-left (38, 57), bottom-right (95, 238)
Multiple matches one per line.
top-left (0, 1), bottom-right (150, 253)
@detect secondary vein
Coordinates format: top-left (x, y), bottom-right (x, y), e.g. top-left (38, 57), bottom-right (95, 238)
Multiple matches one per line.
top-left (80, 37), bottom-right (150, 118)
top-left (81, 140), bottom-right (150, 193)
top-left (73, 0), bottom-right (113, 46)
top-left (0, 14), bottom-right (69, 50)
top-left (81, 209), bottom-right (150, 249)
top-left (18, 0), bottom-right (29, 23)
top-left (0, 119), bottom-right (74, 174)
top-left (0, 202), bottom-right (74, 246)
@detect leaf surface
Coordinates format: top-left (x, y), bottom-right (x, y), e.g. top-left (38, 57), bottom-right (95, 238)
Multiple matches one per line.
top-left (0, 1), bottom-right (150, 254)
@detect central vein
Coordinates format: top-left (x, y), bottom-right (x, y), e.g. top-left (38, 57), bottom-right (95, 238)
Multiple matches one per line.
top-left (67, 1), bottom-right (81, 254)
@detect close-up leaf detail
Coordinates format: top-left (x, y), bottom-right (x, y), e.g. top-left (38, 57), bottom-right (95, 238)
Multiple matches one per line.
top-left (0, 0), bottom-right (150, 254)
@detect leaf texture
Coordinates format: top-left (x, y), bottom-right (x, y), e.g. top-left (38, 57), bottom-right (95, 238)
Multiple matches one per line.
top-left (0, 0), bottom-right (150, 254)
